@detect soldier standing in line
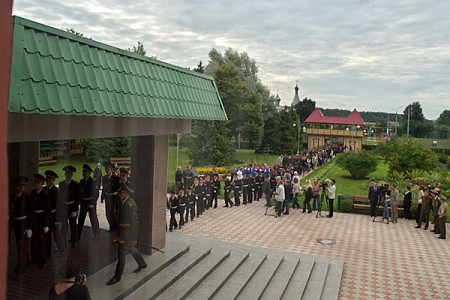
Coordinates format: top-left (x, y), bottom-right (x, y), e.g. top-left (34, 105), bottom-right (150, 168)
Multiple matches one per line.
top-left (431, 188), bottom-right (441, 235)
top-left (232, 173), bottom-right (241, 206)
top-left (193, 177), bottom-right (201, 218)
top-left (185, 187), bottom-right (195, 222)
top-left (77, 164), bottom-right (100, 240)
top-left (9, 176), bottom-right (30, 278)
top-left (438, 194), bottom-right (447, 240)
top-left (211, 174), bottom-right (221, 208)
top-left (106, 187), bottom-right (147, 285)
top-left (416, 189), bottom-right (432, 230)
top-left (223, 174), bottom-right (233, 207)
top-left (101, 162), bottom-right (120, 232)
top-left (242, 173), bottom-right (249, 205)
top-left (204, 175), bottom-right (212, 210)
top-left (262, 174), bottom-right (272, 208)
top-left (119, 168), bottom-right (134, 194)
top-left (198, 177), bottom-right (207, 214)
top-left (28, 173), bottom-right (51, 269)
top-left (256, 171), bottom-right (263, 201)
top-left (58, 166), bottom-right (81, 248)
top-left (178, 188), bottom-right (188, 228)
top-left (168, 191), bottom-right (179, 231)
top-left (44, 170), bottom-right (64, 257)
top-left (93, 162), bottom-right (102, 190)
top-left (183, 165), bottom-right (193, 191)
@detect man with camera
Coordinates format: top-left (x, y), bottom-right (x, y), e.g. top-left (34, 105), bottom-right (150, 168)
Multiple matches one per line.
top-left (326, 179), bottom-right (336, 218)
top-left (49, 261), bottom-right (91, 299)
top-left (273, 176), bottom-right (285, 218)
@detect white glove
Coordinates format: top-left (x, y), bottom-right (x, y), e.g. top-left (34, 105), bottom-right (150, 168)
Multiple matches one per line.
top-left (70, 211), bottom-right (77, 218)
top-left (25, 229), bottom-right (32, 238)
top-left (43, 227), bottom-right (49, 233)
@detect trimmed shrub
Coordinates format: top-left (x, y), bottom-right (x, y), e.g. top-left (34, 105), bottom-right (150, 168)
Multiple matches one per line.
top-left (340, 199), bottom-right (354, 213)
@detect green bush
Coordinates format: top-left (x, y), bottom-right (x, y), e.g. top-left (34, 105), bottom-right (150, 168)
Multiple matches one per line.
top-left (337, 151), bottom-right (379, 179)
top-left (340, 199), bottom-right (354, 213)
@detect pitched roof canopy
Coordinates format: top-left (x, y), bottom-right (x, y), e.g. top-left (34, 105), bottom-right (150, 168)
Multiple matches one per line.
top-left (9, 17), bottom-right (227, 121)
top-left (305, 108), bottom-right (365, 126)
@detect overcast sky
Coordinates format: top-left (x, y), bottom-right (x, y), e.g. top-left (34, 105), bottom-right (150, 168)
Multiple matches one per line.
top-left (13, 0), bottom-right (450, 120)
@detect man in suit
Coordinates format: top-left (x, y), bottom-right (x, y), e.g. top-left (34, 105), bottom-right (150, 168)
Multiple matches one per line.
top-left (9, 176), bottom-right (30, 278)
top-left (368, 181), bottom-right (381, 217)
top-left (77, 164), bottom-right (100, 240)
top-left (101, 162), bottom-right (121, 232)
top-left (58, 165), bottom-right (81, 248)
top-left (107, 187), bottom-right (147, 285)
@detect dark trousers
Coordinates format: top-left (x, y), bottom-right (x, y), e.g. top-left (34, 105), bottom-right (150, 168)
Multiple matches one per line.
top-left (265, 193), bottom-right (272, 207)
top-left (419, 209), bottom-right (430, 228)
top-left (328, 198), bottom-right (334, 217)
top-left (12, 220), bottom-right (27, 272)
top-left (416, 204), bottom-right (422, 224)
top-left (303, 199), bottom-right (312, 213)
top-left (439, 217), bottom-right (446, 238)
top-left (242, 188), bottom-right (248, 204)
top-left (234, 189), bottom-right (240, 206)
top-left (77, 203), bottom-right (100, 239)
top-left (275, 201), bottom-right (283, 216)
top-left (30, 225), bottom-right (47, 267)
top-left (105, 195), bottom-right (119, 230)
top-left (46, 213), bottom-right (65, 257)
top-left (370, 199), bottom-right (378, 217)
top-left (169, 209), bottom-right (178, 230)
top-left (211, 190), bottom-right (218, 208)
top-left (114, 241), bottom-right (146, 279)
top-left (224, 192), bottom-right (233, 207)
top-left (257, 186), bottom-right (262, 200)
top-left (61, 213), bottom-right (78, 246)
top-left (196, 198), bottom-right (202, 217)
top-left (433, 209), bottom-right (440, 233)
top-left (186, 203), bottom-right (194, 222)
top-left (205, 194), bottom-right (210, 210)
top-left (404, 200), bottom-right (412, 219)
top-left (283, 199), bottom-right (290, 214)
top-left (178, 207), bottom-right (185, 227)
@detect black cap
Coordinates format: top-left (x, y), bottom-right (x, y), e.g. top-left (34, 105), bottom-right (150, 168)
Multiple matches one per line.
top-left (120, 168), bottom-right (129, 176)
top-left (12, 176), bottom-right (29, 185)
top-left (34, 173), bottom-right (46, 182)
top-left (44, 170), bottom-right (59, 179)
top-left (82, 164), bottom-right (93, 172)
top-left (63, 165), bottom-right (77, 172)
top-left (104, 162), bottom-right (114, 169)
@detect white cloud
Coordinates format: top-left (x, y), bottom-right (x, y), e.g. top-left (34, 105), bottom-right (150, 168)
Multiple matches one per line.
top-left (12, 0), bottom-right (450, 119)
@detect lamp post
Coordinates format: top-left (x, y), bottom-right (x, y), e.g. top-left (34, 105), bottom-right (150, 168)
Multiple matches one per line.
top-left (302, 126), bottom-right (306, 150)
top-left (395, 105), bottom-right (404, 135)
top-left (176, 133), bottom-right (180, 168)
top-left (293, 121), bottom-right (300, 155)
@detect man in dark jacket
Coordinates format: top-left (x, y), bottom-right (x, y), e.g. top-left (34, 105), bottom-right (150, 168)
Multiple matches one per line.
top-left (45, 170), bottom-right (64, 257)
top-left (368, 181), bottom-right (380, 217)
top-left (101, 162), bottom-right (120, 232)
top-left (77, 164), bottom-right (100, 240)
top-left (107, 187), bottom-right (147, 285)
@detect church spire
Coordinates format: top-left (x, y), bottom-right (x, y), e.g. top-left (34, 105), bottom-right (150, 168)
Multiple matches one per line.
top-left (291, 81), bottom-right (300, 106)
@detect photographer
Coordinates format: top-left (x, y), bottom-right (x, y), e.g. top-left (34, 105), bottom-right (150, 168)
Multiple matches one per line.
top-left (273, 176), bottom-right (285, 218)
top-left (49, 261), bottom-right (91, 300)
top-left (326, 179), bottom-right (336, 218)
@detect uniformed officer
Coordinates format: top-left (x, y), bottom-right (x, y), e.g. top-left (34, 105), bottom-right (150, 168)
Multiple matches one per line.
top-left (438, 194), bottom-right (447, 239)
top-left (223, 174), bottom-right (233, 207)
top-left (107, 187), bottom-right (147, 285)
top-left (195, 177), bottom-right (206, 216)
top-left (168, 191), bottom-right (179, 231)
top-left (44, 170), bottom-right (64, 257)
top-left (431, 188), bottom-right (441, 235)
top-left (248, 173), bottom-right (254, 204)
top-left (185, 187), bottom-right (195, 222)
top-left (204, 175), bottom-right (211, 210)
top-left (232, 173), bottom-right (241, 206)
top-left (77, 164), bottom-right (100, 240)
top-left (9, 176), bottom-right (30, 277)
top-left (101, 162), bottom-right (120, 232)
top-left (193, 177), bottom-right (202, 217)
top-left (58, 165), bottom-right (81, 248)
top-left (211, 174), bottom-right (221, 208)
top-left (242, 173), bottom-right (249, 205)
top-left (416, 189), bottom-right (432, 230)
top-left (178, 188), bottom-right (188, 228)
top-left (28, 173), bottom-right (51, 269)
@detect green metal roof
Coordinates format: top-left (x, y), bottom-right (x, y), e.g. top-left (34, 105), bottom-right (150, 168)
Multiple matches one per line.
top-left (9, 16), bottom-right (227, 120)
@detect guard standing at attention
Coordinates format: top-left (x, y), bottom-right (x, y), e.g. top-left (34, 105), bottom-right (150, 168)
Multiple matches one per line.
top-left (107, 187), bottom-right (147, 285)
top-left (232, 173), bottom-right (241, 206)
top-left (58, 166), bottom-right (81, 248)
top-left (204, 175), bottom-right (212, 210)
top-left (185, 187), bottom-right (195, 223)
top-left (223, 175), bottom-right (233, 207)
top-left (211, 174), bottom-right (221, 208)
top-left (101, 162), bottom-right (120, 232)
top-left (44, 170), bottom-right (64, 257)
top-left (168, 191), bottom-right (179, 231)
top-left (242, 173), bottom-right (249, 205)
top-left (178, 188), bottom-right (188, 228)
top-left (77, 164), bottom-right (100, 240)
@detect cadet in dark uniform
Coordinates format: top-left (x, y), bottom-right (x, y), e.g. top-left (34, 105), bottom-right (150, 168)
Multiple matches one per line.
top-left (416, 189), bottom-right (432, 229)
top-left (178, 188), bottom-right (188, 228)
top-left (58, 166), bottom-right (81, 248)
top-left (168, 191), bottom-right (179, 231)
top-left (107, 187), bottom-right (147, 285)
top-left (256, 172), bottom-right (264, 201)
top-left (9, 176), bottom-right (30, 278)
top-left (28, 173), bottom-right (51, 269)
top-left (196, 177), bottom-right (206, 216)
top-left (431, 188), bottom-right (441, 235)
top-left (204, 175), bottom-right (211, 210)
top-left (185, 187), bottom-right (195, 222)
top-left (45, 170), bottom-right (64, 257)
top-left (77, 164), bottom-right (100, 240)
top-left (193, 177), bottom-right (202, 217)
top-left (211, 174), bottom-right (220, 208)
top-left (232, 173), bottom-right (241, 206)
top-left (438, 194), bottom-right (447, 239)
top-left (242, 173), bottom-right (249, 205)
top-left (223, 175), bottom-right (233, 207)
top-left (101, 162), bottom-right (120, 232)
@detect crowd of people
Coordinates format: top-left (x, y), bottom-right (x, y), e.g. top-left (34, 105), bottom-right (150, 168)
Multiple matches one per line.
top-left (368, 181), bottom-right (447, 239)
top-left (8, 161), bottom-right (143, 283)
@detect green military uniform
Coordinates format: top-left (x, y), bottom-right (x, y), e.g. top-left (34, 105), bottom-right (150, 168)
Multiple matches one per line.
top-left (417, 192), bottom-right (433, 229)
top-left (438, 196), bottom-right (447, 239)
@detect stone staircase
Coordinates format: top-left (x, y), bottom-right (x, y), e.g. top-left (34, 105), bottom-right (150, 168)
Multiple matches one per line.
top-left (88, 234), bottom-right (344, 300)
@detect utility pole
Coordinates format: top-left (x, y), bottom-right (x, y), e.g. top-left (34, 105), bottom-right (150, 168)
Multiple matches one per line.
top-left (407, 107), bottom-right (411, 137)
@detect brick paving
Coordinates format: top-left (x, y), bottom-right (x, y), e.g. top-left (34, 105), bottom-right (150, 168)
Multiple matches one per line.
top-left (168, 199), bottom-right (450, 299)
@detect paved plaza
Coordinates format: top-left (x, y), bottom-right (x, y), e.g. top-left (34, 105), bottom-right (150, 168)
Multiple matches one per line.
top-left (165, 199), bottom-right (450, 299)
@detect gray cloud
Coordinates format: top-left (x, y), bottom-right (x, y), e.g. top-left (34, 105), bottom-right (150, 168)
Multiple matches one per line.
top-left (13, 0), bottom-right (450, 119)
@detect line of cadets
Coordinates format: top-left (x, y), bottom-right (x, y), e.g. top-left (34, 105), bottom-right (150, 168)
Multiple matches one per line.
top-left (8, 162), bottom-right (131, 278)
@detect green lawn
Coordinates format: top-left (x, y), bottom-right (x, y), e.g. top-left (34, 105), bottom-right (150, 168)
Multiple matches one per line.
top-left (416, 138), bottom-right (450, 149)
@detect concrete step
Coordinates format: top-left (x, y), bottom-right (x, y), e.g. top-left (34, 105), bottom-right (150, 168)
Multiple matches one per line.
top-left (124, 247), bottom-right (211, 300)
top-left (282, 257), bottom-right (316, 300)
top-left (185, 250), bottom-right (250, 300)
top-left (89, 243), bottom-right (191, 300)
top-left (320, 259), bottom-right (344, 300)
top-left (236, 254), bottom-right (284, 300)
top-left (212, 254), bottom-right (267, 300)
top-left (300, 258), bottom-right (330, 300)
top-left (155, 248), bottom-right (231, 300)
top-left (259, 255), bottom-right (300, 300)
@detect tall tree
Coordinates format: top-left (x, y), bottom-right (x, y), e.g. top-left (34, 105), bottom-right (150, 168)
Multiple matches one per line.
top-left (401, 102), bottom-right (433, 137)
top-left (437, 109), bottom-right (450, 126)
top-left (295, 98), bottom-right (316, 123)
top-left (193, 61), bottom-right (205, 73)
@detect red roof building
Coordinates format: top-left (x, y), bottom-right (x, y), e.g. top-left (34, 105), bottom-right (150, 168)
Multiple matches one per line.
top-left (305, 108), bottom-right (365, 126)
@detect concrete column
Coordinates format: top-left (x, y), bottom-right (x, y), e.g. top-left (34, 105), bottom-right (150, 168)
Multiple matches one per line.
top-left (8, 142), bottom-right (39, 190)
top-left (131, 135), bottom-right (168, 255)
